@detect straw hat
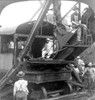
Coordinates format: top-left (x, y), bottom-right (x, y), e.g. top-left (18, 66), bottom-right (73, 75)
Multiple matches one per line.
top-left (81, 62), bottom-right (85, 66)
top-left (17, 71), bottom-right (25, 77)
top-left (70, 64), bottom-right (74, 67)
top-left (46, 38), bottom-right (53, 42)
top-left (77, 56), bottom-right (80, 59)
top-left (47, 38), bottom-right (50, 41)
top-left (88, 62), bottom-right (92, 66)
top-left (73, 6), bottom-right (79, 11)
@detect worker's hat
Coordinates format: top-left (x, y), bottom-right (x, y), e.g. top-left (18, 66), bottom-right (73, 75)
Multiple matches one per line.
top-left (88, 62), bottom-right (92, 66)
top-left (77, 56), bottom-right (80, 59)
top-left (81, 62), bottom-right (85, 66)
top-left (73, 6), bottom-right (79, 11)
top-left (17, 71), bottom-right (25, 77)
top-left (47, 38), bottom-right (53, 41)
top-left (70, 64), bottom-right (74, 67)
top-left (47, 38), bottom-right (50, 41)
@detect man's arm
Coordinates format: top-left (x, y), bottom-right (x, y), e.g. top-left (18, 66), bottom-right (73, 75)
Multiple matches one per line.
top-left (13, 83), bottom-right (17, 96)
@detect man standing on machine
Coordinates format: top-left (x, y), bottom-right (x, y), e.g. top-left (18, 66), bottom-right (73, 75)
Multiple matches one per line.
top-left (71, 6), bottom-right (82, 43)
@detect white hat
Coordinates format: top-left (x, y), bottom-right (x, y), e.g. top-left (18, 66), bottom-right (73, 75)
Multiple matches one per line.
top-left (88, 62), bottom-right (92, 66)
top-left (17, 71), bottom-right (25, 77)
top-left (77, 56), bottom-right (80, 59)
top-left (47, 38), bottom-right (50, 41)
top-left (70, 64), bottom-right (74, 67)
top-left (47, 38), bottom-right (53, 41)
top-left (81, 62), bottom-right (85, 66)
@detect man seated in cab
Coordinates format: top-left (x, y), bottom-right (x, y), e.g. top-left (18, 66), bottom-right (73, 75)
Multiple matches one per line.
top-left (42, 38), bottom-right (53, 59)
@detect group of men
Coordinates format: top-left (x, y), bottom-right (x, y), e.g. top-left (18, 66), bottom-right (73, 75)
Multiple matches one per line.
top-left (41, 6), bottom-right (89, 59)
top-left (75, 56), bottom-right (95, 86)
top-left (13, 6), bottom-right (92, 100)
top-left (13, 56), bottom-right (95, 100)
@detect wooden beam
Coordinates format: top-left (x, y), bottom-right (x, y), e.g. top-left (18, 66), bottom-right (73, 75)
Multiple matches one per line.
top-left (0, 86), bottom-right (13, 98)
top-left (26, 58), bottom-right (75, 64)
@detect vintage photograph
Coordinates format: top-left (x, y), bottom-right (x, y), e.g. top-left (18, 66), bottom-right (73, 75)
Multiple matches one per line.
top-left (0, 0), bottom-right (95, 100)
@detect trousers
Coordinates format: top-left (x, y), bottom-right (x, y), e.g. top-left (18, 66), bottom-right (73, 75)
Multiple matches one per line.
top-left (15, 91), bottom-right (27, 100)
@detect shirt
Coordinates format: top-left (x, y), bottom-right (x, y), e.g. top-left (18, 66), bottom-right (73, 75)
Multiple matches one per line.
top-left (77, 59), bottom-right (85, 66)
top-left (13, 79), bottom-right (29, 96)
top-left (42, 40), bottom-right (53, 58)
top-left (71, 12), bottom-right (79, 23)
top-left (85, 67), bottom-right (95, 79)
top-left (74, 67), bottom-right (80, 74)
top-left (77, 58), bottom-right (85, 73)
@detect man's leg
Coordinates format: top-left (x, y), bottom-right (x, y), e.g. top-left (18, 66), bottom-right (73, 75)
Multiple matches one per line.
top-left (42, 50), bottom-right (47, 58)
top-left (77, 27), bottom-right (81, 42)
top-left (23, 94), bottom-right (27, 100)
top-left (15, 96), bottom-right (22, 100)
